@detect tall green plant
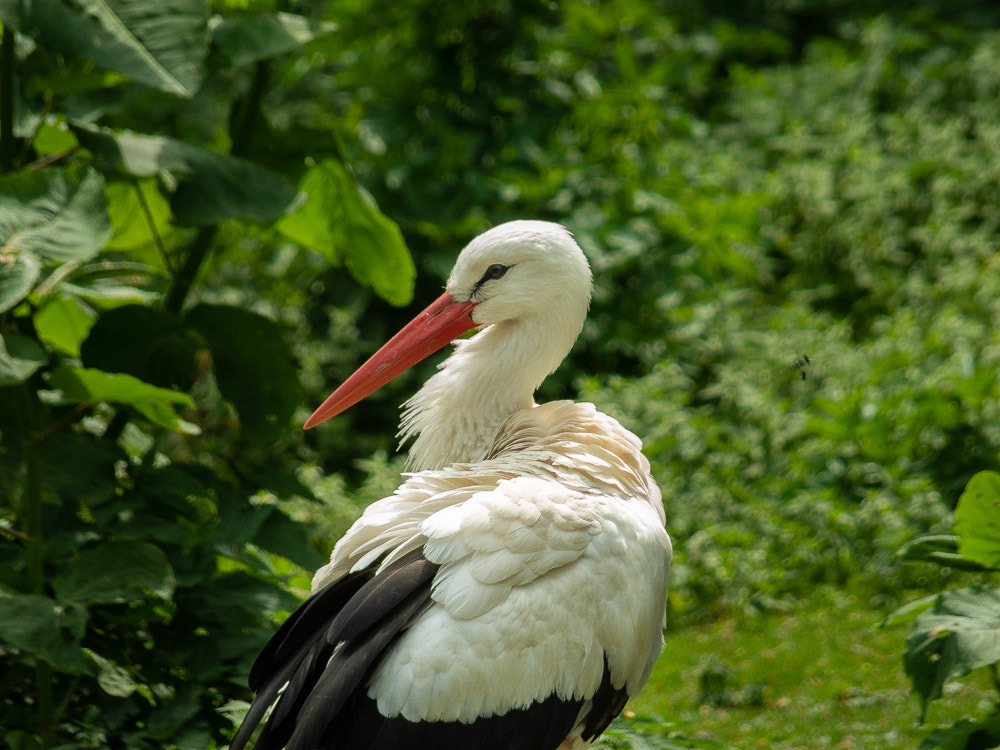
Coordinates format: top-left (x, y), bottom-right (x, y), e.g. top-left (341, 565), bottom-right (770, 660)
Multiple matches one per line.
top-left (884, 471), bottom-right (1000, 750)
top-left (0, 1), bottom-right (413, 746)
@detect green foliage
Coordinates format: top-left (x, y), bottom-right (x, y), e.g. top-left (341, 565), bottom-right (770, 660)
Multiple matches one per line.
top-left (0, 0), bottom-right (210, 97)
top-left (905, 587), bottom-right (1000, 710)
top-left (889, 471), bottom-right (1000, 747)
top-left (277, 160), bottom-right (416, 306)
top-left (955, 472), bottom-right (1000, 570)
top-left (0, 0), bottom-right (412, 745)
top-left (0, 167), bottom-right (111, 263)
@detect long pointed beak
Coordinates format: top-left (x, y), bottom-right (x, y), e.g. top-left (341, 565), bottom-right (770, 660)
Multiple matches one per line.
top-left (304, 292), bottom-right (479, 429)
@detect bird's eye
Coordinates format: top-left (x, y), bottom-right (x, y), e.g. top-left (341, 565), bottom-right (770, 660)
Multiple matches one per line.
top-left (480, 264), bottom-right (510, 284)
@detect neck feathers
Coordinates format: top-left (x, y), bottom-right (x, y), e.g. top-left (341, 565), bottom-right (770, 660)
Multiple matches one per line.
top-left (398, 316), bottom-right (579, 471)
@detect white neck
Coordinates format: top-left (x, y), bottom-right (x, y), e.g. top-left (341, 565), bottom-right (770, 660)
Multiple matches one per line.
top-left (398, 316), bottom-right (579, 472)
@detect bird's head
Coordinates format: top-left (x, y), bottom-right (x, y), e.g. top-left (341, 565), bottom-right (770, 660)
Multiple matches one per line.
top-left (445, 220), bottom-right (592, 328)
top-left (304, 220), bottom-right (591, 429)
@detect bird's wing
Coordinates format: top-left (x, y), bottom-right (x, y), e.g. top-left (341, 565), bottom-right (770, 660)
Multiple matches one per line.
top-left (229, 549), bottom-right (438, 750)
top-left (420, 475), bottom-right (601, 618)
top-left (366, 474), bottom-right (670, 728)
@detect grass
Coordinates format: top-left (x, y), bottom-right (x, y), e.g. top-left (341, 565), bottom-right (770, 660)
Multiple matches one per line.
top-left (620, 587), bottom-right (999, 750)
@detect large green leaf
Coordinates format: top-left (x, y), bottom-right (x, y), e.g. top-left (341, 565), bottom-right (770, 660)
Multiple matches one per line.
top-left (186, 304), bottom-right (300, 443)
top-left (277, 160), bottom-right (415, 305)
top-left (81, 304), bottom-right (200, 391)
top-left (0, 0), bottom-right (208, 97)
top-left (48, 365), bottom-right (199, 433)
top-left (896, 534), bottom-right (993, 572)
top-left (34, 297), bottom-right (97, 357)
top-left (904, 586), bottom-right (1000, 713)
top-left (39, 431), bottom-right (121, 505)
top-left (212, 12), bottom-right (339, 67)
top-left (105, 179), bottom-right (175, 253)
top-left (0, 167), bottom-right (112, 263)
top-left (188, 571), bottom-right (300, 621)
top-left (879, 593), bottom-right (940, 628)
top-left (918, 714), bottom-right (1000, 750)
top-left (58, 260), bottom-right (167, 307)
top-left (955, 471), bottom-right (1000, 570)
top-left (50, 540), bottom-right (176, 604)
top-left (85, 649), bottom-right (139, 698)
top-left (252, 510), bottom-right (323, 571)
top-left (0, 334), bottom-right (48, 386)
top-left (76, 127), bottom-right (300, 225)
top-left (0, 250), bottom-right (41, 313)
top-left (0, 592), bottom-right (88, 672)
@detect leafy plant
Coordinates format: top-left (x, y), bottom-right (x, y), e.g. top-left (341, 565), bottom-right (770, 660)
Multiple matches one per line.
top-left (0, 0), bottom-right (412, 746)
top-left (885, 471), bottom-right (1000, 749)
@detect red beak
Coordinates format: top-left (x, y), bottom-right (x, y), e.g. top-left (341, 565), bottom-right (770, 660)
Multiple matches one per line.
top-left (304, 292), bottom-right (479, 429)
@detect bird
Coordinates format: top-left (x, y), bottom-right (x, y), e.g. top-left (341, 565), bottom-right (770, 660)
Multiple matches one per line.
top-left (230, 220), bottom-right (672, 750)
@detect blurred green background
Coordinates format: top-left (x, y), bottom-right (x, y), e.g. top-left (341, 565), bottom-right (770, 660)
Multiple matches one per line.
top-left (2, 0), bottom-right (999, 747)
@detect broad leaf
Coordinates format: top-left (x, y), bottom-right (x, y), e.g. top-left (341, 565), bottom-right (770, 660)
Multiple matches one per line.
top-left (0, 249), bottom-right (41, 313)
top-left (143, 688), bottom-right (201, 740)
top-left (955, 471), bottom-right (1000, 570)
top-left (39, 431), bottom-right (121, 505)
top-left (34, 297), bottom-right (97, 357)
top-left (0, 592), bottom-right (88, 672)
top-left (51, 540), bottom-right (176, 605)
top-left (34, 121), bottom-right (81, 156)
top-left (252, 510), bottom-right (324, 571)
top-left (81, 304), bottom-right (200, 391)
top-left (278, 160), bottom-right (415, 305)
top-left (76, 127), bottom-right (300, 225)
top-left (0, 0), bottom-right (209, 97)
top-left (0, 167), bottom-right (111, 262)
top-left (59, 260), bottom-right (167, 307)
top-left (880, 593), bottom-right (940, 628)
top-left (48, 366), bottom-right (199, 433)
top-left (896, 534), bottom-right (992, 572)
top-left (105, 179), bottom-right (175, 252)
top-left (188, 571), bottom-right (300, 621)
top-left (904, 586), bottom-right (1000, 713)
top-left (0, 334), bottom-right (48, 386)
top-left (918, 713), bottom-right (1000, 750)
top-left (212, 12), bottom-right (339, 67)
top-left (84, 649), bottom-right (139, 698)
top-left (186, 304), bottom-right (300, 443)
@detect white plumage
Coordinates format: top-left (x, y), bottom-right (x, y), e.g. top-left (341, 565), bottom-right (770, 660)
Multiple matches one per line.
top-left (232, 221), bottom-right (672, 750)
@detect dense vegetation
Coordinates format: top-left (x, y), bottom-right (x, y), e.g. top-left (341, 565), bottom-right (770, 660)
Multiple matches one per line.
top-left (1, 0), bottom-right (999, 748)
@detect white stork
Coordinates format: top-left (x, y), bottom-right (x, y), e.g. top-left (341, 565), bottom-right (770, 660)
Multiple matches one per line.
top-left (230, 221), bottom-right (672, 750)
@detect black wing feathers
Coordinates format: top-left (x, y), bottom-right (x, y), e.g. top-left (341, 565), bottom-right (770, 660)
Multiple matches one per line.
top-left (289, 584), bottom-right (433, 750)
top-left (578, 660), bottom-right (631, 741)
top-left (333, 685), bottom-right (585, 750)
top-left (324, 656), bottom-right (628, 750)
top-left (248, 567), bottom-right (372, 691)
top-left (231, 551), bottom-right (438, 750)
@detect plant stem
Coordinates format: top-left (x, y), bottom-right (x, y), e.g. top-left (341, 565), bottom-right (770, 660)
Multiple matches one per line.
top-left (231, 59), bottom-right (270, 158)
top-left (132, 178), bottom-right (173, 274)
top-left (24, 430), bottom-right (43, 595)
top-left (16, 386), bottom-right (56, 740)
top-left (163, 225), bottom-right (217, 315)
top-left (1, 25), bottom-right (16, 172)
top-left (162, 58), bottom-right (269, 316)
top-left (28, 434), bottom-right (54, 740)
